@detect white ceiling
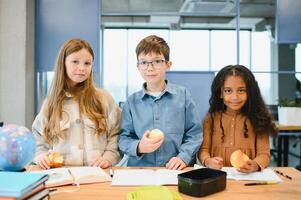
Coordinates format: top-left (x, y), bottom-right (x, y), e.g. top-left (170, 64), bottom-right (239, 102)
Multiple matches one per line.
top-left (101, 0), bottom-right (275, 30)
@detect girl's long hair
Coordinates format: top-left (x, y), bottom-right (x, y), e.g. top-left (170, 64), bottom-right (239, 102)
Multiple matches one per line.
top-left (208, 65), bottom-right (277, 138)
top-left (43, 38), bottom-right (107, 144)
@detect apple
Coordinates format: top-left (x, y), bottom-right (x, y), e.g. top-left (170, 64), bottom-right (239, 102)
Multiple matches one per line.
top-left (230, 149), bottom-right (249, 169)
top-left (48, 152), bottom-right (64, 168)
top-left (148, 129), bottom-right (164, 140)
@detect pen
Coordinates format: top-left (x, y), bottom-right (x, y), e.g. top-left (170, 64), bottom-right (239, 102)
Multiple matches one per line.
top-left (245, 181), bottom-right (278, 186)
top-left (109, 167), bottom-right (114, 178)
top-left (274, 169), bottom-right (292, 180)
top-left (49, 188), bottom-right (58, 192)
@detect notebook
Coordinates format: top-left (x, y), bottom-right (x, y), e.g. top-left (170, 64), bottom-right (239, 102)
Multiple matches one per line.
top-left (111, 169), bottom-right (184, 186)
top-left (194, 164), bottom-right (283, 182)
top-left (33, 167), bottom-right (112, 187)
top-left (0, 172), bottom-right (49, 199)
top-left (27, 188), bottom-right (49, 200)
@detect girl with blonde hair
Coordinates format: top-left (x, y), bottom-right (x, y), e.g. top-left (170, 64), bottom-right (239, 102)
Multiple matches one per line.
top-left (33, 38), bottom-right (120, 169)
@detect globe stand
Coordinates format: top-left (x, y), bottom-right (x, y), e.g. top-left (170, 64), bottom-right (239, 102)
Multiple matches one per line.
top-left (0, 168), bottom-right (26, 172)
top-left (16, 168), bottom-right (26, 172)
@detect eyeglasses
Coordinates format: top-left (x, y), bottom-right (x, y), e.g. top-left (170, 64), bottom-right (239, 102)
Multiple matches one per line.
top-left (137, 59), bottom-right (167, 70)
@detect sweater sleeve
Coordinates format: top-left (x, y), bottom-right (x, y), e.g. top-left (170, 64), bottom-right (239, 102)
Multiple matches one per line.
top-left (198, 114), bottom-right (212, 166)
top-left (100, 89), bottom-right (121, 166)
top-left (253, 132), bottom-right (271, 169)
top-left (32, 102), bottom-right (50, 163)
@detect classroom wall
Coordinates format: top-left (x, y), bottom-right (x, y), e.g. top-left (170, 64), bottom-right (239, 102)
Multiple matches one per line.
top-left (0, 0), bottom-right (35, 128)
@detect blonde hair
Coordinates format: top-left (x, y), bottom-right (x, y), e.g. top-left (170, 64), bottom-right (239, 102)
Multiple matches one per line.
top-left (43, 38), bottom-right (107, 144)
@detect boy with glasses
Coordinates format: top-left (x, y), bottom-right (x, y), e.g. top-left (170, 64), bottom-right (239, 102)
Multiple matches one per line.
top-left (119, 35), bottom-right (201, 169)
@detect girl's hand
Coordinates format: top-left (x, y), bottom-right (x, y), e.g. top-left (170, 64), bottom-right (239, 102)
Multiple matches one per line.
top-left (90, 156), bottom-right (111, 169)
top-left (237, 160), bottom-right (259, 173)
top-left (205, 157), bottom-right (223, 169)
top-left (36, 150), bottom-right (55, 170)
top-left (137, 130), bottom-right (164, 154)
top-left (166, 157), bottom-right (186, 170)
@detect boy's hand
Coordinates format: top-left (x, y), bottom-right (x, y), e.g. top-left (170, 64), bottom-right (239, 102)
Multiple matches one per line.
top-left (90, 156), bottom-right (111, 169)
top-left (237, 160), bottom-right (259, 173)
top-left (166, 157), bottom-right (186, 170)
top-left (137, 130), bottom-right (164, 154)
top-left (205, 157), bottom-right (223, 169)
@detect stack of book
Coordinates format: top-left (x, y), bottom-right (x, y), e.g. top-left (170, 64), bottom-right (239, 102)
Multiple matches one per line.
top-left (0, 171), bottom-right (49, 200)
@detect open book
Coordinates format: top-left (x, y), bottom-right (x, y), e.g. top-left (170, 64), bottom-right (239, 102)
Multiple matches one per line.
top-left (194, 164), bottom-right (282, 182)
top-left (33, 167), bottom-right (112, 187)
top-left (111, 169), bottom-right (184, 186)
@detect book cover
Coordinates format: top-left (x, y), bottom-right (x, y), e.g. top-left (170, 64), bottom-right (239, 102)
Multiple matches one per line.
top-left (0, 172), bottom-right (49, 198)
top-left (27, 188), bottom-right (49, 200)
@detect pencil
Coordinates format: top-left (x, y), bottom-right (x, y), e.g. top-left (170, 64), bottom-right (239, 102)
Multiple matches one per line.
top-left (245, 181), bottom-right (278, 186)
top-left (274, 169), bottom-right (292, 180)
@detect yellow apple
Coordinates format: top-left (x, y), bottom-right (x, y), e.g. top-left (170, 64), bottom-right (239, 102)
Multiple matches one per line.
top-left (230, 149), bottom-right (249, 169)
top-left (148, 129), bottom-right (164, 140)
top-left (48, 152), bottom-right (64, 168)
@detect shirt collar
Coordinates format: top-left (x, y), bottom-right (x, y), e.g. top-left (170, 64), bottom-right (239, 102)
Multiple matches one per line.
top-left (139, 80), bottom-right (176, 99)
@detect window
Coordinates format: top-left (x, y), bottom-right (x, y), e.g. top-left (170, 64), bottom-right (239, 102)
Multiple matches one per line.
top-left (103, 28), bottom-right (273, 105)
top-left (170, 30), bottom-right (209, 71)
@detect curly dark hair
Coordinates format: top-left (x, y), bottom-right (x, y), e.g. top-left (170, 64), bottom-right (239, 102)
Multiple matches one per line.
top-left (208, 65), bottom-right (277, 141)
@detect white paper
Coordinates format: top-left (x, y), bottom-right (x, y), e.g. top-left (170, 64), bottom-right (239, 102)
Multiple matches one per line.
top-left (111, 169), bottom-right (184, 186)
top-left (194, 164), bottom-right (282, 182)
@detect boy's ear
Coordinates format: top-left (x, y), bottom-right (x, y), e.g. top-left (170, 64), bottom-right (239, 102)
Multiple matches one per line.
top-left (166, 61), bottom-right (172, 70)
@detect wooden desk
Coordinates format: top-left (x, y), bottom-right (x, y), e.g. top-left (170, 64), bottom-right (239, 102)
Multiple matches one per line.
top-left (277, 125), bottom-right (301, 168)
top-left (39, 167), bottom-right (301, 200)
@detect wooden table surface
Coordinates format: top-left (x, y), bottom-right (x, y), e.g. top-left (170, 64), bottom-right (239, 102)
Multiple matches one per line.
top-left (29, 166), bottom-right (301, 200)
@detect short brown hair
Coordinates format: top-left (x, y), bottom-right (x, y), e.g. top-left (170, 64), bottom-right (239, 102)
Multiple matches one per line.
top-left (136, 35), bottom-right (169, 61)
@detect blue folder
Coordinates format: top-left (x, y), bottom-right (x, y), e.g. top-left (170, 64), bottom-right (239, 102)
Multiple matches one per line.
top-left (0, 171), bottom-right (49, 198)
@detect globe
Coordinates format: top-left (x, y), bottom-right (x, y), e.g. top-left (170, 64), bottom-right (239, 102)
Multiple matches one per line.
top-left (0, 124), bottom-right (36, 171)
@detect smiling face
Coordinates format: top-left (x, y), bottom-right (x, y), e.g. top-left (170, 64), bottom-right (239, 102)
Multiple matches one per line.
top-left (222, 75), bottom-right (248, 112)
top-left (137, 52), bottom-right (171, 92)
top-left (65, 48), bottom-right (93, 87)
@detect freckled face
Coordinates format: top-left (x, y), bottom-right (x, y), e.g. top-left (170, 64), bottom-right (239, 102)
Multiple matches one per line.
top-left (222, 75), bottom-right (247, 112)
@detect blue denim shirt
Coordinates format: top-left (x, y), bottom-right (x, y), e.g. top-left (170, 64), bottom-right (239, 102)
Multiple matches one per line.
top-left (118, 81), bottom-right (202, 166)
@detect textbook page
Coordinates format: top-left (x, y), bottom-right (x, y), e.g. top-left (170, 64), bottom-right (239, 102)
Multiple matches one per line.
top-left (194, 164), bottom-right (282, 182)
top-left (111, 169), bottom-right (183, 186)
top-left (68, 166), bottom-right (112, 184)
top-left (34, 166), bottom-right (112, 187)
top-left (33, 168), bottom-right (73, 187)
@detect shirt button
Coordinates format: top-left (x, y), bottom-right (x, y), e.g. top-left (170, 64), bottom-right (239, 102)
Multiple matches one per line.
top-left (230, 142), bottom-right (233, 145)
top-left (231, 125), bottom-right (234, 128)
top-left (76, 119), bottom-right (81, 124)
top-left (78, 144), bottom-right (83, 149)
top-left (155, 117), bottom-right (159, 120)
top-left (232, 118), bottom-right (234, 121)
